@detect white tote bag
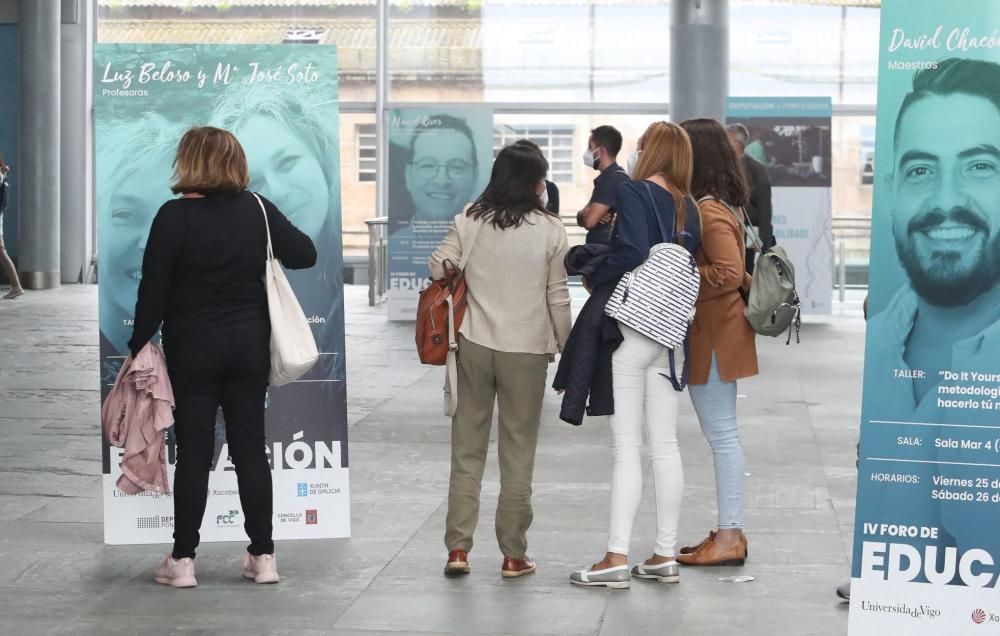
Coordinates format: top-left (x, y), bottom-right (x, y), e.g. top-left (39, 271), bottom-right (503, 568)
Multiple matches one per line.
top-left (253, 193), bottom-right (319, 386)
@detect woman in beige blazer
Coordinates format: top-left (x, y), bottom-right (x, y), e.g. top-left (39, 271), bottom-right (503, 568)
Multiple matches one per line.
top-left (429, 142), bottom-right (572, 580)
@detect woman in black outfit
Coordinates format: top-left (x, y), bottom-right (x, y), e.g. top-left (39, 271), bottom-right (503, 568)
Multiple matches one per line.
top-left (128, 127), bottom-right (316, 588)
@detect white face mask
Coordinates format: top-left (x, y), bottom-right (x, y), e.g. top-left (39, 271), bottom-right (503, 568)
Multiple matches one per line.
top-left (626, 150), bottom-right (641, 177)
top-left (582, 148), bottom-right (599, 170)
top-left (538, 182), bottom-right (549, 209)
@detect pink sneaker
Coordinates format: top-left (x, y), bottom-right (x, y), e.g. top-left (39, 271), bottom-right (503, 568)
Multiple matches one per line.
top-left (154, 555), bottom-right (197, 588)
top-left (242, 553), bottom-right (280, 584)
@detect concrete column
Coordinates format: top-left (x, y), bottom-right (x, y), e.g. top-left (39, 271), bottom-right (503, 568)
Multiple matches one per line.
top-left (670, 0), bottom-right (729, 124)
top-left (18, 0), bottom-right (60, 289)
top-left (60, 0), bottom-right (91, 283)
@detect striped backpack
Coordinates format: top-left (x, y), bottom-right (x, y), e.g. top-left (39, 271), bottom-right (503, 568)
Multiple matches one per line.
top-left (604, 182), bottom-right (700, 391)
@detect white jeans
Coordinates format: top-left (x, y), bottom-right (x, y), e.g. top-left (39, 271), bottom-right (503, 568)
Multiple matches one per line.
top-left (607, 325), bottom-right (684, 557)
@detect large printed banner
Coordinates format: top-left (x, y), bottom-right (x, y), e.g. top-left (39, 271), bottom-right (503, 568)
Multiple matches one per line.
top-left (727, 97), bottom-right (834, 315)
top-left (851, 1), bottom-right (1000, 632)
top-left (387, 107), bottom-right (493, 320)
top-left (95, 45), bottom-right (349, 544)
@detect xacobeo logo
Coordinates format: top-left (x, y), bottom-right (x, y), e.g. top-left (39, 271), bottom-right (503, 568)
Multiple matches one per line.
top-left (217, 510), bottom-right (240, 526)
top-left (973, 609), bottom-right (987, 625)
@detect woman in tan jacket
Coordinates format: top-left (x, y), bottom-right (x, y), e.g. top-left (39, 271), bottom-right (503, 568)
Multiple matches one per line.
top-left (677, 118), bottom-right (758, 567)
top-left (429, 142), bottom-right (572, 580)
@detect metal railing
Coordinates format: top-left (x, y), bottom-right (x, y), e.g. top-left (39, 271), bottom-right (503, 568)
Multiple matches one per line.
top-left (362, 213), bottom-right (873, 307)
top-left (366, 217), bottom-right (389, 306)
top-left (832, 216), bottom-right (872, 302)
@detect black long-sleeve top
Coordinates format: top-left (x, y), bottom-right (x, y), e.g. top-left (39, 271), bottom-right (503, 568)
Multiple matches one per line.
top-left (588, 180), bottom-right (702, 290)
top-left (742, 155), bottom-right (775, 249)
top-left (127, 190), bottom-right (317, 356)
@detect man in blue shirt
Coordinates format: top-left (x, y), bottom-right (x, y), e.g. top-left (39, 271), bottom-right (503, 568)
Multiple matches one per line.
top-left (576, 126), bottom-right (629, 244)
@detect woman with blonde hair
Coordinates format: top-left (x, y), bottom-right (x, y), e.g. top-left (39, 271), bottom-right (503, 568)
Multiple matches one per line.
top-left (570, 121), bottom-right (701, 589)
top-left (0, 154), bottom-right (23, 299)
top-left (128, 126), bottom-right (316, 588)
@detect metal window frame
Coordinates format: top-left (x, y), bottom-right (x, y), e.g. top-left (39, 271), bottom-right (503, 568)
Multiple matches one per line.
top-left (356, 123), bottom-right (377, 183)
top-left (494, 122), bottom-right (576, 183)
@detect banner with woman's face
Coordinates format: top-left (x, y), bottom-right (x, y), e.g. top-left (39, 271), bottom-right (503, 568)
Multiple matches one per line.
top-left (386, 107), bottom-right (494, 320)
top-left (94, 44), bottom-right (348, 545)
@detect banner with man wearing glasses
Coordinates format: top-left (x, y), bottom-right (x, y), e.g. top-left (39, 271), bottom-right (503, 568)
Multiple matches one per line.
top-left (387, 107), bottom-right (494, 321)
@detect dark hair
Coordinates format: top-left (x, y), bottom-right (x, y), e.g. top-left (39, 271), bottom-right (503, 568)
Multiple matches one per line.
top-left (590, 125), bottom-right (623, 157)
top-left (895, 57), bottom-right (1000, 146)
top-left (466, 144), bottom-right (551, 230)
top-left (409, 113), bottom-right (478, 167)
top-left (681, 118), bottom-right (750, 207)
top-left (514, 138), bottom-right (543, 155)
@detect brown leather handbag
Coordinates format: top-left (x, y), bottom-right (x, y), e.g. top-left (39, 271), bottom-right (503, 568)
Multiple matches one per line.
top-left (415, 259), bottom-right (468, 366)
top-left (415, 219), bottom-right (482, 367)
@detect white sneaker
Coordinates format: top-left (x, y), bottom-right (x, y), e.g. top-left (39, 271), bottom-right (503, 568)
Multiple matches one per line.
top-left (154, 555), bottom-right (197, 588)
top-left (242, 553), bottom-right (280, 584)
top-left (569, 564), bottom-right (631, 589)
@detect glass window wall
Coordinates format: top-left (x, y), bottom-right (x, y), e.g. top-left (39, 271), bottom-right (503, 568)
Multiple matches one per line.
top-left (96, 0), bottom-right (879, 261)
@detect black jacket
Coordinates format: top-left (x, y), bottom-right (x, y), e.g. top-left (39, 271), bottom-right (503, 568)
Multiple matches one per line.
top-left (742, 155), bottom-right (775, 249)
top-left (553, 245), bottom-right (623, 426)
top-left (545, 180), bottom-right (560, 214)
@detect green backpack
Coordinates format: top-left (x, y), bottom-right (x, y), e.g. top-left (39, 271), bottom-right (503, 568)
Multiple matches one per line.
top-left (714, 198), bottom-right (802, 344)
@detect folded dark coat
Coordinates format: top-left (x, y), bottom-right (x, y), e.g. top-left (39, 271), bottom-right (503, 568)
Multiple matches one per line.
top-left (553, 245), bottom-right (623, 426)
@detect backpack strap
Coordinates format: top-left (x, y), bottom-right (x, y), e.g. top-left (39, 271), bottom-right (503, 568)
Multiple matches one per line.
top-left (663, 334), bottom-right (691, 392)
top-left (641, 181), bottom-right (676, 245)
top-left (642, 181), bottom-right (693, 392)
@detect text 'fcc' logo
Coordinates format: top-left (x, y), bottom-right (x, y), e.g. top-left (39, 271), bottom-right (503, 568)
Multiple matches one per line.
top-left (217, 510), bottom-right (240, 526)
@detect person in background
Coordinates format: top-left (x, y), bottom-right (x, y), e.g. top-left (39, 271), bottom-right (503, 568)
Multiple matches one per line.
top-left (430, 143), bottom-right (571, 581)
top-left (727, 123), bottom-right (774, 274)
top-left (577, 126), bottom-right (630, 244)
top-left (0, 155), bottom-right (23, 299)
top-left (130, 127), bottom-right (316, 588)
top-left (677, 118), bottom-right (757, 568)
top-left (570, 122), bottom-right (701, 589)
top-left (514, 139), bottom-right (560, 214)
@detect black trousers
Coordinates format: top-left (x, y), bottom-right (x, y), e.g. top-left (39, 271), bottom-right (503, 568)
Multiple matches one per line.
top-left (165, 320), bottom-right (273, 559)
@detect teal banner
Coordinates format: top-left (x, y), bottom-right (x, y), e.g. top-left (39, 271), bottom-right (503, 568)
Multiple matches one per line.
top-left (386, 107), bottom-right (493, 320)
top-left (851, 1), bottom-right (1000, 630)
top-left (95, 45), bottom-right (349, 544)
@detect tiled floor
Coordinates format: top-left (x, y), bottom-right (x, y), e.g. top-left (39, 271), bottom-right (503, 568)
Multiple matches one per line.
top-left (0, 284), bottom-right (865, 635)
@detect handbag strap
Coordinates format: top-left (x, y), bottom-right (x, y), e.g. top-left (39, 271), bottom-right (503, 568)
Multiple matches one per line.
top-left (252, 192), bottom-right (275, 263)
top-left (446, 213), bottom-right (484, 354)
top-left (457, 212), bottom-right (484, 271)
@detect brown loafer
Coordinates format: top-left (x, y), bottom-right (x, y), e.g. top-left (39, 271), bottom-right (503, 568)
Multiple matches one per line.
top-left (501, 556), bottom-right (536, 578)
top-left (680, 531), bottom-right (749, 559)
top-left (680, 531), bottom-right (716, 555)
top-left (445, 549), bottom-right (470, 576)
top-left (677, 536), bottom-right (746, 567)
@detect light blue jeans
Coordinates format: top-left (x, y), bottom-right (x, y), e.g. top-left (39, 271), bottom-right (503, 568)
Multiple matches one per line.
top-left (688, 353), bottom-right (744, 530)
